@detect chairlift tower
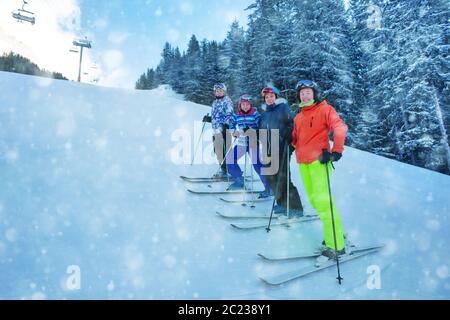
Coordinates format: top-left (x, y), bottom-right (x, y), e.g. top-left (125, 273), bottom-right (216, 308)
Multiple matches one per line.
top-left (72, 38), bottom-right (92, 82)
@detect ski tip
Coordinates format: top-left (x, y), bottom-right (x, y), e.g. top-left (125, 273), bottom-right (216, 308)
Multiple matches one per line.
top-left (257, 253), bottom-right (270, 260)
top-left (215, 211), bottom-right (224, 217)
top-left (258, 276), bottom-right (281, 286)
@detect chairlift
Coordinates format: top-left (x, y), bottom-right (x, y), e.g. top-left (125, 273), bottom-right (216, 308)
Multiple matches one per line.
top-left (12, 0), bottom-right (35, 25)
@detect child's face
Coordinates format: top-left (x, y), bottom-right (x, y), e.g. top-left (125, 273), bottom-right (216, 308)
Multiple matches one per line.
top-left (215, 88), bottom-right (225, 97)
top-left (299, 88), bottom-right (314, 103)
top-left (264, 93), bottom-right (276, 105)
top-left (240, 101), bottom-right (251, 112)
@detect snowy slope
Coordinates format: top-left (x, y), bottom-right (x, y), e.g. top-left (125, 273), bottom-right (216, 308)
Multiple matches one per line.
top-left (0, 71), bottom-right (449, 300)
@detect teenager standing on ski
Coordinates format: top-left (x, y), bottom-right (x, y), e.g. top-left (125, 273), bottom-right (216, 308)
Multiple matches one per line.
top-left (259, 86), bottom-right (304, 217)
top-left (292, 80), bottom-right (348, 259)
top-left (225, 94), bottom-right (272, 198)
top-left (208, 83), bottom-right (234, 178)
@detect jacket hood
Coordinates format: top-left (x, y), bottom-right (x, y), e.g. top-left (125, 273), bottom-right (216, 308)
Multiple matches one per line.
top-left (261, 98), bottom-right (287, 111)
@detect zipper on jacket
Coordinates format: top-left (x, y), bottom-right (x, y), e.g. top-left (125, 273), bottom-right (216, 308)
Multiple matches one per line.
top-left (310, 116), bottom-right (314, 128)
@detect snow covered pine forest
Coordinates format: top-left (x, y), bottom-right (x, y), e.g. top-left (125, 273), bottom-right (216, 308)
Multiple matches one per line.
top-left (137, 0), bottom-right (450, 175)
top-left (0, 0), bottom-right (449, 300)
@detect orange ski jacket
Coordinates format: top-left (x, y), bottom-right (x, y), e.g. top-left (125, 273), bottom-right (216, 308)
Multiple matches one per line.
top-left (292, 100), bottom-right (348, 164)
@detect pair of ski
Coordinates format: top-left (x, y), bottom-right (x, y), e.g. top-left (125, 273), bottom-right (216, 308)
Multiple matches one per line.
top-left (258, 244), bottom-right (385, 285)
top-left (180, 175), bottom-right (257, 183)
top-left (216, 211), bottom-right (320, 230)
top-left (181, 175), bottom-right (267, 195)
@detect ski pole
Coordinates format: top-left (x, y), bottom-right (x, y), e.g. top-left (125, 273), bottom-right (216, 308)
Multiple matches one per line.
top-left (217, 132), bottom-right (238, 182)
top-left (250, 142), bottom-right (256, 208)
top-left (266, 141), bottom-right (288, 233)
top-left (323, 149), bottom-right (343, 284)
top-left (247, 139), bottom-right (256, 208)
top-left (286, 144), bottom-right (290, 219)
top-left (244, 144), bottom-right (248, 191)
top-left (191, 115), bottom-right (208, 166)
top-left (240, 135), bottom-right (257, 208)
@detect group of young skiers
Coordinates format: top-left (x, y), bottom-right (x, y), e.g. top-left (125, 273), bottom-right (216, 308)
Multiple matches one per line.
top-left (203, 80), bottom-right (348, 260)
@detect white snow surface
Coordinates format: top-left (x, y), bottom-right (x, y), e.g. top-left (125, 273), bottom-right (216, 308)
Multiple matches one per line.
top-left (0, 71), bottom-right (449, 299)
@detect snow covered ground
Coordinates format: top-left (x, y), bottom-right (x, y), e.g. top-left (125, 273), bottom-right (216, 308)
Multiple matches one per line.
top-left (0, 71), bottom-right (449, 299)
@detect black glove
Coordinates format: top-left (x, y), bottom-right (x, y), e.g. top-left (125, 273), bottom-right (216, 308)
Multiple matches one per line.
top-left (331, 152), bottom-right (342, 162)
top-left (202, 114), bottom-right (211, 123)
top-left (319, 150), bottom-right (342, 163)
top-left (319, 150), bottom-right (331, 164)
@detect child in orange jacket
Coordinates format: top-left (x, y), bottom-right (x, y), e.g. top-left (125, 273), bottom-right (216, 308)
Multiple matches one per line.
top-left (292, 80), bottom-right (348, 261)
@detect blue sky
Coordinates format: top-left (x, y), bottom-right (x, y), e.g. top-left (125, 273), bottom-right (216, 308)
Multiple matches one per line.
top-left (1, 0), bottom-right (253, 88)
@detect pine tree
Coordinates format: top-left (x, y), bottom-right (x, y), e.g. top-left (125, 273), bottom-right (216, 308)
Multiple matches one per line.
top-left (222, 20), bottom-right (245, 100)
top-left (288, 0), bottom-right (356, 142)
top-left (392, 0), bottom-right (450, 172)
top-left (349, 0), bottom-right (392, 154)
top-left (243, 0), bottom-right (279, 94)
top-left (349, 0), bottom-right (400, 158)
top-left (169, 47), bottom-right (185, 92)
top-left (159, 42), bottom-right (174, 84)
top-left (184, 35), bottom-right (203, 103)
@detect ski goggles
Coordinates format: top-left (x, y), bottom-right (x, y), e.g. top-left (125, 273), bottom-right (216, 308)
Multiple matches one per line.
top-left (261, 87), bottom-right (279, 97)
top-left (213, 83), bottom-right (226, 91)
top-left (239, 94), bottom-right (253, 102)
top-left (295, 79), bottom-right (316, 90)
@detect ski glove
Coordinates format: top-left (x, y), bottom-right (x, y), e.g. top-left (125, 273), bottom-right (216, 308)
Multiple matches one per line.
top-left (319, 150), bottom-right (331, 164)
top-left (319, 150), bottom-right (342, 163)
top-left (202, 114), bottom-right (211, 123)
top-left (331, 152), bottom-right (342, 162)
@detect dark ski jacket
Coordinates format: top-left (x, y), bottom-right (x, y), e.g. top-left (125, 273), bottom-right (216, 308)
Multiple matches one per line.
top-left (259, 98), bottom-right (295, 156)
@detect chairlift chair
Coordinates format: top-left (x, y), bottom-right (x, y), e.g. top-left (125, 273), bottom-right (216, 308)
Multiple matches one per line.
top-left (12, 0), bottom-right (35, 25)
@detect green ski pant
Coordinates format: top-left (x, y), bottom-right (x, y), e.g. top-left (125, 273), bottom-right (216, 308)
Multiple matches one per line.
top-left (299, 161), bottom-right (345, 250)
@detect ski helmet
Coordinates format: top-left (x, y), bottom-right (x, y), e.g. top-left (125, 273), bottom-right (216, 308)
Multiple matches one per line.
top-left (239, 94), bottom-right (253, 104)
top-left (296, 79), bottom-right (319, 100)
top-left (238, 94), bottom-right (253, 111)
top-left (261, 86), bottom-right (280, 98)
top-left (213, 83), bottom-right (227, 92)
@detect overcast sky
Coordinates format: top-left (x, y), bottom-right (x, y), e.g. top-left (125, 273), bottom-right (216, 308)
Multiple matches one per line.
top-left (0, 0), bottom-right (253, 88)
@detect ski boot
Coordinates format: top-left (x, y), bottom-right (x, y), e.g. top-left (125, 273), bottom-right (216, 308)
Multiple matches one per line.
top-left (258, 188), bottom-right (273, 199)
top-left (226, 176), bottom-right (244, 190)
top-left (315, 247), bottom-right (346, 267)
